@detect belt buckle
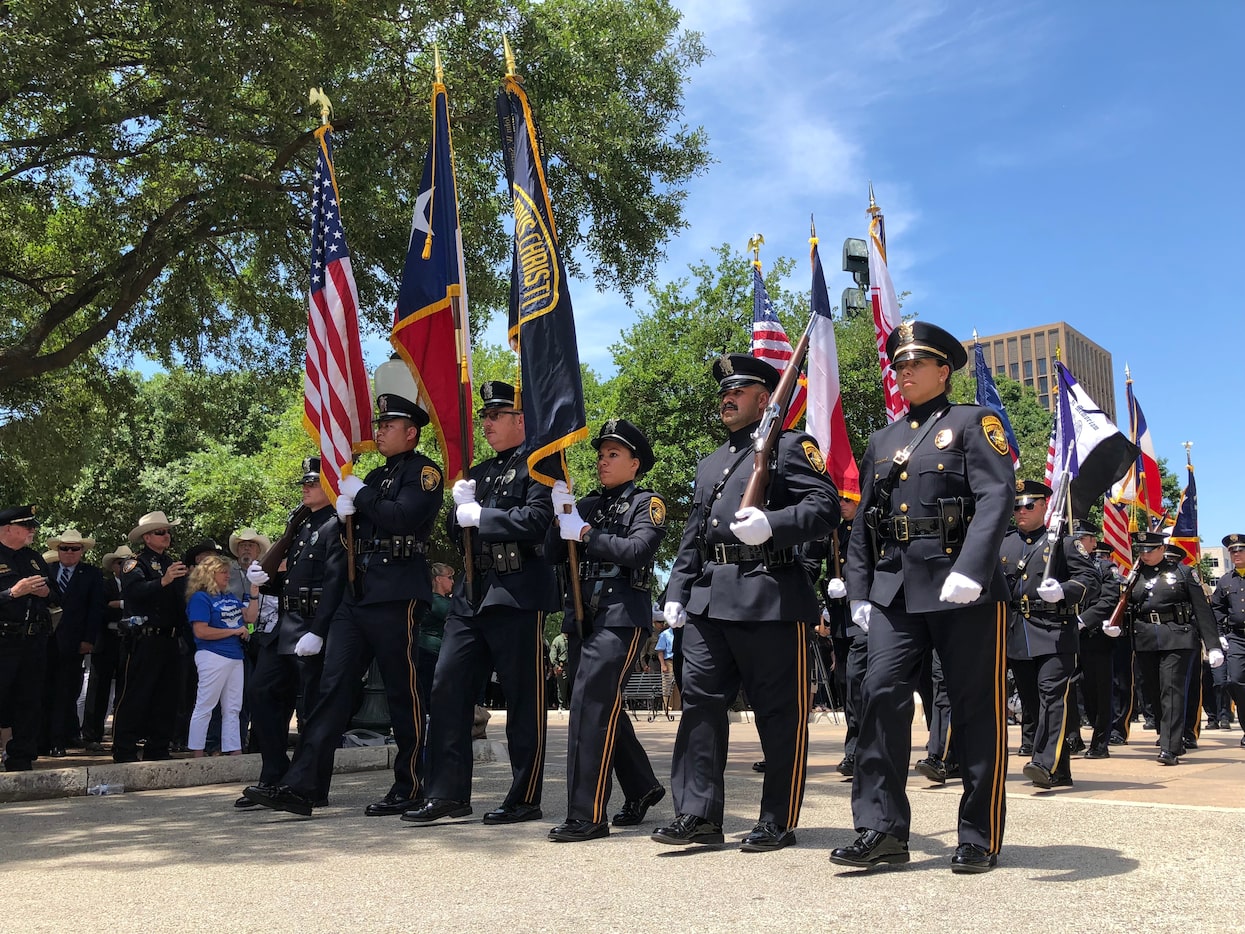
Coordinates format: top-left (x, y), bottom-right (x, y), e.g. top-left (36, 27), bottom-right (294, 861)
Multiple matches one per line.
top-left (1149, 610), bottom-right (1162, 624)
top-left (712, 543), bottom-right (729, 564)
top-left (1019, 595), bottom-right (1030, 617)
top-left (892, 516), bottom-right (910, 542)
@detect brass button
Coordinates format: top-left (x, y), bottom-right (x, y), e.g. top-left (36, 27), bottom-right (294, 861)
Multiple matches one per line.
top-left (900, 504), bottom-right (909, 513)
top-left (899, 471), bottom-right (908, 481)
top-left (937, 464), bottom-right (944, 470)
top-left (910, 420), bottom-right (919, 429)
top-left (1022, 573), bottom-right (1028, 580)
top-left (711, 519), bottom-right (719, 527)
top-left (945, 548), bottom-right (953, 554)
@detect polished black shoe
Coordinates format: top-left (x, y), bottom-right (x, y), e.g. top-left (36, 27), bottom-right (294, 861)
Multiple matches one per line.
top-left (612, 785), bottom-right (665, 826)
top-left (1108, 731), bottom-right (1127, 746)
top-left (1047, 773), bottom-right (1074, 788)
top-left (1143, 719), bottom-right (1156, 730)
top-left (835, 755), bottom-right (855, 777)
top-left (914, 756), bottom-right (948, 784)
top-left (951, 842), bottom-right (997, 874)
top-left (1022, 761), bottom-right (1053, 788)
top-left (1219, 717), bottom-right (1233, 730)
top-left (740, 820), bottom-right (796, 852)
top-left (1205, 718), bottom-right (1220, 730)
top-left (1157, 751), bottom-right (1179, 766)
top-left (244, 784), bottom-right (314, 817)
top-left (829, 830), bottom-right (910, 869)
top-left (1085, 746), bottom-right (1110, 759)
top-left (548, 819), bottom-right (609, 842)
top-left (365, 790), bottom-right (421, 817)
top-left (1240, 734), bottom-right (1245, 747)
top-left (1017, 743), bottom-right (1034, 757)
top-left (482, 802), bottom-right (543, 825)
top-left (235, 781), bottom-right (277, 809)
top-left (84, 741), bottom-right (106, 754)
top-left (751, 760), bottom-right (766, 772)
top-left (401, 798), bottom-right (473, 823)
top-left (651, 813), bottom-right (725, 846)
top-left (1181, 735), bottom-right (1198, 750)
top-left (48, 747), bottom-right (67, 758)
top-left (1066, 735), bottom-right (1086, 754)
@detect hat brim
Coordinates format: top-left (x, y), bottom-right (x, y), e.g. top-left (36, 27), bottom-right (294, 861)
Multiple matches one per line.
top-left (229, 534), bottom-right (273, 557)
top-left (47, 537), bottom-right (96, 550)
top-left (128, 518), bottom-right (183, 542)
top-left (591, 435), bottom-right (656, 475)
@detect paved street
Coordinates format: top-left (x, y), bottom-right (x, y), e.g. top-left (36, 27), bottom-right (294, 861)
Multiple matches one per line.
top-left (3, 712), bottom-right (1242, 933)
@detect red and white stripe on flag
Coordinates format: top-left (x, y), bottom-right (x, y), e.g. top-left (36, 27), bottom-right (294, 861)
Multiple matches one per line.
top-left (751, 265), bottom-right (807, 429)
top-left (1102, 500), bottom-right (1132, 573)
top-left (304, 126), bottom-right (374, 500)
top-left (867, 214), bottom-right (905, 423)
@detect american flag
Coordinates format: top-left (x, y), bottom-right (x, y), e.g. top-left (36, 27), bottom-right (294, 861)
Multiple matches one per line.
top-left (867, 199), bottom-right (905, 422)
top-left (1102, 500), bottom-right (1132, 572)
top-left (304, 125), bottom-right (374, 499)
top-left (751, 264), bottom-right (806, 429)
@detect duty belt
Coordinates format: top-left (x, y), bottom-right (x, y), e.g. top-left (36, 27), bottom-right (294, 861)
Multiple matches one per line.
top-left (473, 542), bottom-right (524, 575)
top-left (579, 560), bottom-right (623, 579)
top-left (875, 516), bottom-right (943, 542)
top-left (0, 621), bottom-right (43, 638)
top-left (280, 589), bottom-right (322, 615)
top-left (1011, 595), bottom-right (1082, 619)
top-left (353, 537), bottom-right (426, 559)
top-left (132, 626), bottom-right (179, 639)
top-left (706, 542), bottom-right (795, 567)
top-left (1138, 605), bottom-right (1192, 625)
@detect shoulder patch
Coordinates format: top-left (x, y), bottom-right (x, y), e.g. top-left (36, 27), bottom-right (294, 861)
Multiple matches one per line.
top-left (649, 496), bottom-right (667, 527)
top-left (981, 415), bottom-right (1010, 456)
top-left (122, 558), bottom-right (139, 573)
top-left (421, 465), bottom-right (442, 492)
top-left (1074, 540), bottom-right (1088, 556)
top-left (802, 440), bottom-right (827, 474)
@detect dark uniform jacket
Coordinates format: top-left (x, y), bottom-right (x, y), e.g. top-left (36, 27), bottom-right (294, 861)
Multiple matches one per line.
top-left (1078, 555), bottom-right (1123, 651)
top-left (0, 544), bottom-right (54, 632)
top-left (666, 424), bottom-right (838, 624)
top-left (448, 444), bottom-right (558, 615)
top-left (1001, 527), bottom-right (1098, 659)
top-left (259, 504), bottom-right (338, 652)
top-left (121, 549), bottom-right (187, 634)
top-left (545, 481), bottom-right (667, 632)
top-left (824, 520), bottom-right (856, 639)
top-left (49, 562), bottom-right (105, 653)
top-left (847, 394), bottom-right (1014, 613)
top-left (1127, 558), bottom-right (1218, 653)
top-left (1210, 569), bottom-right (1245, 635)
top-left (331, 449), bottom-right (443, 609)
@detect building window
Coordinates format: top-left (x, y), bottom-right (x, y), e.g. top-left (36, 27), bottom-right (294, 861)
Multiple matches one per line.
top-left (1040, 394), bottom-right (1049, 408)
top-left (1039, 376), bottom-right (1048, 394)
top-left (1038, 357), bottom-right (1047, 376)
top-left (1023, 360), bottom-right (1033, 379)
top-left (1010, 362), bottom-right (1019, 379)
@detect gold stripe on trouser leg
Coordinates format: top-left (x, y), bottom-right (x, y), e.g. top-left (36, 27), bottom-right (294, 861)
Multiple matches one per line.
top-left (1121, 650), bottom-right (1135, 739)
top-left (590, 628), bottom-right (645, 822)
top-left (786, 621), bottom-right (811, 828)
top-left (989, 602), bottom-right (1007, 853)
top-left (942, 723), bottom-right (954, 762)
top-left (1051, 664), bottom-right (1072, 772)
top-left (404, 600), bottom-right (423, 795)
top-left (522, 611), bottom-right (547, 802)
top-left (1190, 665), bottom-right (1203, 740)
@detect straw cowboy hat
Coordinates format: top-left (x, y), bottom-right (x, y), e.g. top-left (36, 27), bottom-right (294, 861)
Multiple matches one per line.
top-left (101, 545), bottom-right (136, 570)
top-left (229, 527), bottom-right (272, 557)
top-left (42, 549), bottom-right (58, 564)
top-left (128, 510), bottom-right (183, 542)
top-left (47, 528), bottom-right (97, 550)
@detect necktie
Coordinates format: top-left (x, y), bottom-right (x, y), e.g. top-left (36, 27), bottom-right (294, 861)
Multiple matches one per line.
top-left (58, 566), bottom-right (71, 590)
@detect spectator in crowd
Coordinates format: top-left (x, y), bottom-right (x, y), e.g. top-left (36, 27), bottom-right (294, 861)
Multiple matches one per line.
top-left (82, 544), bottom-right (133, 753)
top-left (42, 528), bottom-right (104, 756)
top-left (549, 631), bottom-right (570, 711)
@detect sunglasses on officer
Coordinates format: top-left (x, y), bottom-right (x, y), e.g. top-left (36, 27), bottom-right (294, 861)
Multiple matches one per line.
top-left (1013, 501), bottom-right (1042, 512)
top-left (479, 409), bottom-right (520, 422)
top-left (57, 545), bottom-right (83, 552)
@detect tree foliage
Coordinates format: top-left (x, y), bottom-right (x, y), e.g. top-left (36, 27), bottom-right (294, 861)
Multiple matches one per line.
top-left (0, 0), bottom-right (709, 390)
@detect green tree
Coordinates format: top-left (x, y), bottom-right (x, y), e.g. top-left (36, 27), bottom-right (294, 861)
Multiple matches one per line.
top-left (0, 0), bottom-right (710, 389)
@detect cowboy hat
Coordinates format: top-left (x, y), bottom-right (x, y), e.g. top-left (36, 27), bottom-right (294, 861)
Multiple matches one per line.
top-left (101, 545), bottom-right (136, 569)
top-left (47, 528), bottom-right (96, 551)
top-left (228, 527), bottom-right (272, 557)
top-left (128, 510), bottom-right (183, 542)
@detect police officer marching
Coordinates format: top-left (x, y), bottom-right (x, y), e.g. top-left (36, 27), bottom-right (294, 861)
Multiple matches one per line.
top-left (544, 418), bottom-right (668, 843)
top-left (1002, 481), bottom-right (1099, 789)
top-left (831, 321), bottom-right (1013, 874)
top-left (823, 494), bottom-right (865, 777)
top-left (1073, 524), bottom-right (1126, 758)
top-left (1211, 533), bottom-right (1245, 747)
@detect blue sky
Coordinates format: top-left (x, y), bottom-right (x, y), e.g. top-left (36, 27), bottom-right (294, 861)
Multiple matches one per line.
top-left (474, 0), bottom-right (1242, 549)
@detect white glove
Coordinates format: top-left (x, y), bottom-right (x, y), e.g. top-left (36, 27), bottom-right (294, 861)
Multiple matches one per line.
top-left (1221, 635), bottom-right (1230, 653)
top-left (1208, 648), bottom-right (1225, 669)
top-left (245, 561), bottom-right (269, 585)
top-left (826, 577), bottom-right (847, 599)
top-left (663, 601), bottom-right (687, 629)
top-left (456, 501), bottom-right (482, 528)
top-left (551, 479), bottom-right (575, 513)
top-left (730, 507), bottom-right (773, 546)
top-left (1077, 617), bottom-right (1087, 631)
top-left (558, 509), bottom-right (588, 541)
top-left (1037, 578), bottom-right (1064, 602)
top-left (1102, 624), bottom-right (1122, 638)
top-left (335, 494), bottom-right (356, 519)
top-left (294, 632), bottom-right (324, 657)
top-left (451, 479), bottom-right (477, 506)
top-left (850, 600), bottom-right (872, 633)
top-left (339, 474), bottom-right (365, 498)
top-left (939, 571), bottom-right (982, 605)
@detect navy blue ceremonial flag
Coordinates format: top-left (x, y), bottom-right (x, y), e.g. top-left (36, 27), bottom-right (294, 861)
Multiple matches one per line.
top-left (972, 340), bottom-right (1020, 470)
top-left (496, 74), bottom-right (587, 485)
top-left (1170, 462), bottom-right (1199, 565)
top-left (1051, 361), bottom-right (1139, 520)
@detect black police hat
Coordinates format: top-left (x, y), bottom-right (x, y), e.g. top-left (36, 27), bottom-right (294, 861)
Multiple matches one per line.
top-left (299, 456), bottom-right (321, 485)
top-left (712, 353), bottom-right (779, 393)
top-left (1015, 479), bottom-right (1053, 503)
top-left (1072, 519), bottom-right (1100, 537)
top-left (1165, 542), bottom-right (1188, 561)
top-left (1131, 530), bottom-right (1166, 551)
top-left (184, 539), bottom-right (225, 565)
top-left (374, 393), bottom-right (430, 428)
top-left (1093, 540), bottom-right (1114, 556)
top-left (0, 504), bottom-right (38, 527)
top-left (1222, 533), bottom-right (1245, 552)
top-left (477, 381), bottom-right (518, 413)
top-left (592, 418), bottom-right (655, 474)
top-left (885, 320), bottom-right (969, 371)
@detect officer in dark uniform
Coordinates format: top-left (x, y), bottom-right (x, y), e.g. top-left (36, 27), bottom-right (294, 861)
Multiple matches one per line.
top-left (915, 649), bottom-right (960, 784)
top-left (651, 353), bottom-right (838, 853)
top-left (1168, 542), bottom-right (1209, 750)
top-left (0, 505), bottom-right (53, 771)
top-left (1002, 481), bottom-right (1098, 789)
top-left (830, 321), bottom-right (1013, 875)
top-left (236, 456), bottom-right (338, 809)
top-left (1074, 526), bottom-right (1124, 758)
top-left (404, 381), bottom-right (558, 826)
top-left (1122, 530), bottom-right (1223, 764)
top-left (247, 393), bottom-right (442, 816)
top-left (543, 419), bottom-right (667, 843)
top-left (1211, 534), bottom-right (1245, 746)
top-left (824, 494), bottom-right (864, 777)
top-left (113, 510), bottom-right (188, 763)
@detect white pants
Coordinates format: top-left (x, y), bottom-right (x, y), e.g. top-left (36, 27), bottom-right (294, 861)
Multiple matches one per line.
top-left (189, 650), bottom-right (245, 753)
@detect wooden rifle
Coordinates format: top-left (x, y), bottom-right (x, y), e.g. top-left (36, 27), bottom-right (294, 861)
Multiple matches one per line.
top-left (1106, 563), bottom-right (1141, 632)
top-left (259, 505), bottom-right (313, 579)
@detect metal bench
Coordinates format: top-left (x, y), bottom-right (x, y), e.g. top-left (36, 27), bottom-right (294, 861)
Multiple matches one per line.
top-left (621, 671), bottom-right (672, 722)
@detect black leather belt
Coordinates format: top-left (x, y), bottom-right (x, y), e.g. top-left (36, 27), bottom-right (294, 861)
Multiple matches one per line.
top-left (875, 516), bottom-right (943, 542)
top-left (1010, 595), bottom-right (1082, 619)
top-left (473, 542), bottom-right (525, 575)
top-left (1137, 606), bottom-right (1191, 625)
top-left (354, 537), bottom-right (426, 558)
top-left (707, 542), bottom-right (795, 566)
top-left (580, 561), bottom-right (623, 579)
top-left (0, 622), bottom-right (42, 638)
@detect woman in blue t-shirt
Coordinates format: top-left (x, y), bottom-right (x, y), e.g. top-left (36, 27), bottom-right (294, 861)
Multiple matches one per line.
top-left (186, 554), bottom-right (259, 757)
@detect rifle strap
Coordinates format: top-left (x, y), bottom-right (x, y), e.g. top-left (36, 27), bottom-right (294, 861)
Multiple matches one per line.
top-left (875, 407), bottom-right (949, 508)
